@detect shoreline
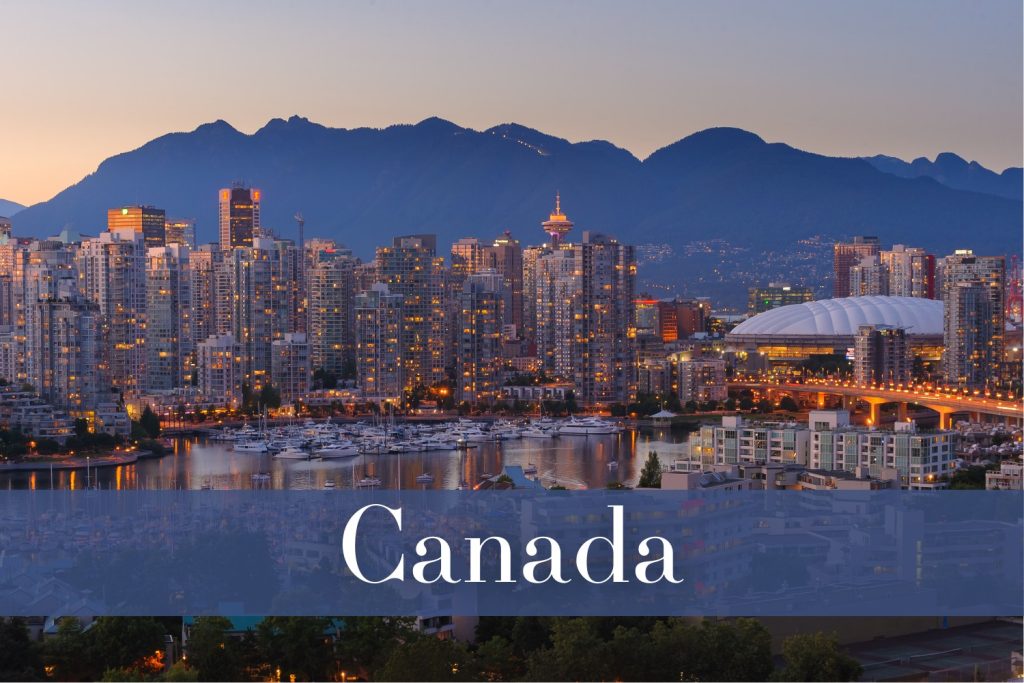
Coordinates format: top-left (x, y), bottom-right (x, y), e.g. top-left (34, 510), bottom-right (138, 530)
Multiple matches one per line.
top-left (0, 451), bottom-right (140, 472)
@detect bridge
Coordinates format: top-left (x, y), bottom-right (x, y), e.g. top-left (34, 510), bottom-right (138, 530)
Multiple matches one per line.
top-left (729, 378), bottom-right (1023, 429)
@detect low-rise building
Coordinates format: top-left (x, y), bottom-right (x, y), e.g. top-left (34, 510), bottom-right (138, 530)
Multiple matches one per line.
top-left (986, 460), bottom-right (1023, 490)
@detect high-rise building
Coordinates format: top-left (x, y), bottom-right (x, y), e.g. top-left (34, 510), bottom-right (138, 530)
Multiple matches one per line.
top-left (853, 325), bottom-right (910, 384)
top-left (355, 283), bottom-right (404, 405)
top-left (76, 228), bottom-right (148, 394)
top-left (271, 333), bottom-right (310, 406)
top-left (164, 218), bottom-right (196, 249)
top-left (674, 357), bottom-right (727, 404)
top-left (880, 245), bottom-right (934, 298)
top-left (108, 206), bottom-right (167, 250)
top-left (747, 283), bottom-right (815, 315)
top-left (31, 276), bottom-right (99, 410)
top-left (940, 250), bottom-right (1005, 387)
top-left (218, 184), bottom-right (261, 249)
top-left (541, 193), bottom-right (574, 245)
top-left (456, 271), bottom-right (504, 405)
top-left (216, 237), bottom-right (299, 391)
top-left (849, 254), bottom-right (889, 296)
top-left (308, 253), bottom-right (357, 379)
top-left (534, 245), bottom-right (578, 378)
top-left (376, 235), bottom-right (445, 390)
top-left (489, 231), bottom-right (524, 338)
top-left (188, 245), bottom-right (221, 348)
top-left (145, 244), bottom-right (193, 391)
top-left (656, 298), bottom-right (710, 342)
top-left (197, 334), bottom-right (243, 408)
top-left (833, 236), bottom-right (880, 298)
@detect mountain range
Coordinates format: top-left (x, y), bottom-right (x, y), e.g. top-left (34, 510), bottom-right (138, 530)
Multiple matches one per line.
top-left (8, 117), bottom-right (1021, 301)
top-left (0, 198), bottom-right (24, 217)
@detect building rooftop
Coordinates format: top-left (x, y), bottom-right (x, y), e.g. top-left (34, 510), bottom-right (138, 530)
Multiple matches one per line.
top-left (728, 296), bottom-right (943, 338)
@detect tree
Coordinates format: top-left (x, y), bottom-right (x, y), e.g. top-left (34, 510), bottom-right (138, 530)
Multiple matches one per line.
top-left (771, 632), bottom-right (862, 682)
top-left (473, 636), bottom-right (522, 681)
top-left (312, 368), bottom-right (338, 390)
top-left (525, 618), bottom-right (608, 682)
top-left (42, 617), bottom-right (91, 681)
top-left (258, 385), bottom-right (281, 410)
top-left (778, 396), bottom-right (799, 412)
top-left (334, 617), bottom-right (418, 681)
top-left (186, 617), bottom-right (248, 682)
top-left (638, 451), bottom-right (663, 488)
top-left (140, 405), bottom-right (161, 438)
top-left (0, 617), bottom-right (43, 682)
top-left (255, 617), bottom-right (333, 682)
top-left (88, 617), bottom-right (167, 677)
top-left (377, 636), bottom-right (473, 682)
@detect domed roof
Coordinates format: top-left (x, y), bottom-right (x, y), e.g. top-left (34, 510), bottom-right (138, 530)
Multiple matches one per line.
top-left (729, 296), bottom-right (944, 338)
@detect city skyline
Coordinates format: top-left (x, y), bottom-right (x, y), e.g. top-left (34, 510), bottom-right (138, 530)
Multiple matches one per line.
top-left (1, 0), bottom-right (1022, 205)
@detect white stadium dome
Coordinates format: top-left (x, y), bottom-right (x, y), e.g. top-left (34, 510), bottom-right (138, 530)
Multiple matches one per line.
top-left (729, 296), bottom-right (944, 339)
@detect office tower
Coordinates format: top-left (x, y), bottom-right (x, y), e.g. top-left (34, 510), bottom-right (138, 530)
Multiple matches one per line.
top-left (456, 271), bottom-right (504, 405)
top-left (164, 218), bottom-right (196, 249)
top-left (880, 244), bottom-right (935, 298)
top-left (271, 333), bottom-right (310, 406)
top-left (849, 254), bottom-right (889, 296)
top-left (108, 205), bottom-right (167, 250)
top-left (188, 244), bottom-right (221, 347)
top-left (941, 250), bottom-right (1005, 387)
top-left (675, 358), bottom-right (727, 404)
top-left (541, 193), bottom-right (574, 245)
top-left (197, 334), bottom-right (243, 408)
top-left (854, 325), bottom-right (910, 384)
top-left (355, 283), bottom-right (404, 404)
top-left (76, 228), bottom-right (147, 394)
top-left (219, 184), bottom-right (261, 249)
top-left (217, 237), bottom-right (299, 391)
top-left (308, 253), bottom-right (357, 379)
top-left (748, 283), bottom-right (815, 315)
top-left (145, 244), bottom-right (193, 391)
top-left (656, 298), bottom-right (710, 342)
top-left (376, 235), bottom-right (446, 390)
top-left (31, 276), bottom-right (99, 410)
top-left (833, 236), bottom-right (880, 297)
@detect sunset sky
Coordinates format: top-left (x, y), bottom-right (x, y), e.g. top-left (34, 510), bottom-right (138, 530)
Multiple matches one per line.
top-left (1, 0), bottom-right (1021, 205)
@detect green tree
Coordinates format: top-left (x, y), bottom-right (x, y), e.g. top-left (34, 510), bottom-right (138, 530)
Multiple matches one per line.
top-left (334, 617), bottom-right (418, 680)
top-left (524, 618), bottom-right (608, 682)
top-left (638, 451), bottom-right (663, 488)
top-left (771, 632), bottom-right (862, 682)
top-left (377, 636), bottom-right (473, 682)
top-left (42, 617), bottom-right (91, 681)
top-left (778, 396), bottom-right (800, 412)
top-left (140, 405), bottom-right (161, 438)
top-left (88, 617), bottom-right (167, 676)
top-left (258, 384), bottom-right (281, 410)
top-left (185, 617), bottom-right (247, 682)
top-left (255, 617), bottom-right (333, 682)
top-left (473, 635), bottom-right (522, 681)
top-left (0, 617), bottom-right (43, 682)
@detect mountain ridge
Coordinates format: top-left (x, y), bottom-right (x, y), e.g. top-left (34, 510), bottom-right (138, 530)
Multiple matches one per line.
top-left (10, 118), bottom-right (1020, 272)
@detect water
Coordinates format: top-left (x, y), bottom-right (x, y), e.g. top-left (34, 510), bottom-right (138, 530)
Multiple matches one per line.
top-left (0, 427), bottom-right (692, 491)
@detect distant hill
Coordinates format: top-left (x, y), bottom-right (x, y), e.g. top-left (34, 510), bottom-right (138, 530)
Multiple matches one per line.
top-left (864, 152), bottom-right (1022, 201)
top-left (0, 198), bottom-right (24, 216)
top-left (10, 117), bottom-right (1021, 305)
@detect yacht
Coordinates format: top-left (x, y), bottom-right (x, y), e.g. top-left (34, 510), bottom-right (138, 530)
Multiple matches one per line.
top-left (251, 472), bottom-right (271, 484)
top-left (315, 443), bottom-right (359, 459)
top-left (415, 472), bottom-right (435, 484)
top-left (558, 416), bottom-right (619, 436)
top-left (521, 424), bottom-right (557, 438)
top-left (273, 446), bottom-right (309, 460)
top-left (523, 463), bottom-right (538, 475)
top-left (234, 440), bottom-right (269, 453)
top-left (323, 480), bottom-right (337, 490)
top-left (356, 475), bottom-right (383, 488)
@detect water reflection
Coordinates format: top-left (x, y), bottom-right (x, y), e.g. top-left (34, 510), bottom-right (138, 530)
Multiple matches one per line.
top-left (0, 428), bottom-right (693, 491)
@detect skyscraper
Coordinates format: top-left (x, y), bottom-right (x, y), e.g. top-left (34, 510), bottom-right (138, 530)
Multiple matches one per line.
top-left (219, 184), bottom-right (261, 249)
top-left (833, 236), bottom-right (880, 298)
top-left (941, 250), bottom-right (1005, 388)
top-left (456, 271), bottom-right (504, 405)
top-left (355, 283), bottom-right (404, 405)
top-left (271, 333), bottom-right (310, 406)
top-left (308, 252), bottom-right (357, 379)
top-left (76, 228), bottom-right (148, 394)
top-left (108, 206), bottom-right (167, 250)
top-left (376, 235), bottom-right (446, 390)
top-left (849, 254), bottom-right (889, 296)
top-left (881, 244), bottom-right (935, 298)
top-left (164, 218), bottom-right (196, 249)
top-left (188, 244), bottom-right (221, 348)
top-left (197, 334), bottom-right (243, 408)
top-left (747, 283), bottom-right (815, 315)
top-left (145, 244), bottom-right (192, 391)
top-left (31, 276), bottom-right (99, 410)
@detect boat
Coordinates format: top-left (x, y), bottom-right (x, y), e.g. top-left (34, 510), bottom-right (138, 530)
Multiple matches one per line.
top-left (251, 472), bottom-right (271, 484)
top-left (234, 440), bottom-right (269, 453)
top-left (523, 463), bottom-right (538, 475)
top-left (607, 461), bottom-right (619, 471)
top-left (323, 480), bottom-right (336, 489)
top-left (315, 443), bottom-right (359, 459)
top-left (558, 416), bottom-right (619, 436)
top-left (356, 476), bottom-right (383, 488)
top-left (273, 446), bottom-right (309, 460)
top-left (415, 472), bottom-right (435, 484)
top-left (521, 425), bottom-right (557, 438)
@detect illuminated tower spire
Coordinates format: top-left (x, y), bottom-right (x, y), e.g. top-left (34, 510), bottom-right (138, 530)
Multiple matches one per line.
top-left (541, 191), bottom-right (573, 245)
